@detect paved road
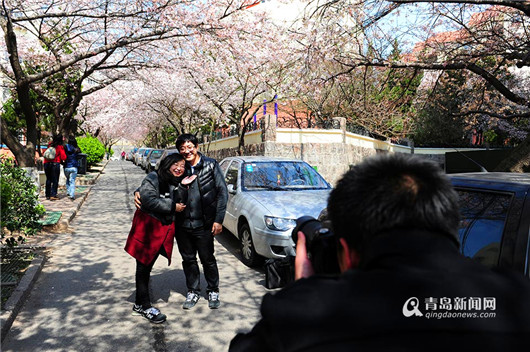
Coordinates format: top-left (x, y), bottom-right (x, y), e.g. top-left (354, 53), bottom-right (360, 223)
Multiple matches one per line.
top-left (2, 160), bottom-right (270, 351)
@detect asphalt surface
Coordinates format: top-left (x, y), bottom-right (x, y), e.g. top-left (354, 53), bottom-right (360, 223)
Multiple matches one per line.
top-left (2, 160), bottom-right (270, 351)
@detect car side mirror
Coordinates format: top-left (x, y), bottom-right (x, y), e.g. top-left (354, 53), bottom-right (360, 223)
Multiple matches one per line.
top-left (227, 184), bottom-right (236, 194)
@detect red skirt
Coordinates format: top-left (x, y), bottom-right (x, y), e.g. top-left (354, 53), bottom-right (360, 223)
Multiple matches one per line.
top-left (124, 209), bottom-right (175, 266)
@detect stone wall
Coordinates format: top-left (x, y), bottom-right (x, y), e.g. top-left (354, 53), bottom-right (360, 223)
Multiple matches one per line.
top-left (262, 141), bottom-right (379, 185)
top-left (203, 140), bottom-right (381, 186)
top-left (200, 115), bottom-right (467, 186)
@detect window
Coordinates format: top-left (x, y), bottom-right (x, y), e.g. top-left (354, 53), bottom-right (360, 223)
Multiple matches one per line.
top-left (225, 161), bottom-right (240, 189)
top-left (456, 189), bottom-right (512, 268)
top-left (242, 161), bottom-right (330, 191)
top-left (219, 160), bottom-right (230, 174)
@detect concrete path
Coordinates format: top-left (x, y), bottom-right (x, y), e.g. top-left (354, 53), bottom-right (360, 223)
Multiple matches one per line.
top-left (2, 160), bottom-right (270, 352)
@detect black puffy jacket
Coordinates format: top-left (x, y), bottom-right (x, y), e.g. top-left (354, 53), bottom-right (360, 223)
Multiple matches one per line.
top-left (182, 154), bottom-right (228, 229)
top-left (138, 172), bottom-right (187, 225)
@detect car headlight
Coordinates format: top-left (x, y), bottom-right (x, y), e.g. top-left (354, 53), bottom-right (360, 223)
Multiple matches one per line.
top-left (264, 216), bottom-right (296, 231)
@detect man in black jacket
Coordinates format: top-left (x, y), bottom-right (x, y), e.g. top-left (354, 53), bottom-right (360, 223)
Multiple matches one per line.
top-left (230, 153), bottom-right (530, 351)
top-left (175, 134), bottom-right (228, 309)
top-left (135, 134), bottom-right (228, 310)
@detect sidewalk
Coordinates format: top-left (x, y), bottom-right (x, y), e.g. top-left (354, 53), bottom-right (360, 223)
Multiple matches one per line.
top-left (37, 161), bottom-right (108, 235)
top-left (0, 161), bottom-right (108, 341)
top-left (1, 160), bottom-right (267, 351)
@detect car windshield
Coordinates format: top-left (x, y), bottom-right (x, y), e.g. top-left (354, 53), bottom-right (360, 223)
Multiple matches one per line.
top-left (242, 161), bottom-right (330, 191)
top-left (150, 150), bottom-right (163, 159)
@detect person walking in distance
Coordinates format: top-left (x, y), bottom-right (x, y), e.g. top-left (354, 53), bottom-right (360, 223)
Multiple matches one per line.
top-left (43, 134), bottom-right (67, 201)
top-left (126, 153), bottom-right (195, 323)
top-left (63, 136), bottom-right (80, 200)
top-left (135, 134), bottom-right (228, 309)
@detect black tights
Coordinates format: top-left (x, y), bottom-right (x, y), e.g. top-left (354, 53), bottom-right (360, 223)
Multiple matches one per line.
top-left (135, 247), bottom-right (167, 309)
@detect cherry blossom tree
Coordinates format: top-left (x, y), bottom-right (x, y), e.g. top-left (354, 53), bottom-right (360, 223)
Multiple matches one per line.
top-left (0, 0), bottom-right (275, 167)
top-left (77, 78), bottom-right (151, 143)
top-left (173, 4), bottom-right (295, 155)
top-left (138, 70), bottom-right (213, 140)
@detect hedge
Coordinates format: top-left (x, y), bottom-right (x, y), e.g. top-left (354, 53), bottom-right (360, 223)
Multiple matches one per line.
top-left (77, 135), bottom-right (105, 167)
top-left (1, 157), bottom-right (45, 246)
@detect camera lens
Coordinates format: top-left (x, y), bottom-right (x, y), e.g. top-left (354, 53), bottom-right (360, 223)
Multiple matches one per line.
top-left (291, 216), bottom-right (321, 246)
top-left (292, 215), bottom-right (340, 275)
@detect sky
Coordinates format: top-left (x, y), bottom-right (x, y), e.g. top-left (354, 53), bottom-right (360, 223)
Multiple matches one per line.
top-left (248, 0), bottom-right (308, 25)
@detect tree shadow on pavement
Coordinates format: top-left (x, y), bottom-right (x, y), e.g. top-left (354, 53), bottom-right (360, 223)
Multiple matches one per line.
top-left (2, 160), bottom-right (273, 352)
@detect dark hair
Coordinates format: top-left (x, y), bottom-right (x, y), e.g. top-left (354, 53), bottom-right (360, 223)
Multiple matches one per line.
top-left (176, 133), bottom-right (198, 149)
top-left (157, 153), bottom-right (185, 185)
top-left (327, 153), bottom-right (460, 253)
top-left (51, 134), bottom-right (63, 147)
top-left (67, 136), bottom-right (78, 148)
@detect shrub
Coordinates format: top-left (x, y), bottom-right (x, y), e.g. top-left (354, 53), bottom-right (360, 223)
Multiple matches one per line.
top-left (77, 135), bottom-right (105, 167)
top-left (1, 157), bottom-right (45, 246)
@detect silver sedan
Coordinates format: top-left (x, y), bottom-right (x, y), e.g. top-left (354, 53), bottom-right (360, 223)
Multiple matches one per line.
top-left (219, 156), bottom-right (332, 267)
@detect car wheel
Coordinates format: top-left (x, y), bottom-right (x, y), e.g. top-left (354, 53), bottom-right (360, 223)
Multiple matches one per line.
top-left (239, 223), bottom-right (263, 267)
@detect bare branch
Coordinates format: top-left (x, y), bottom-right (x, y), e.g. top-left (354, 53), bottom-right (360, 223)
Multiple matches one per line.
top-left (336, 59), bottom-right (529, 107)
top-left (390, 0), bottom-right (530, 16)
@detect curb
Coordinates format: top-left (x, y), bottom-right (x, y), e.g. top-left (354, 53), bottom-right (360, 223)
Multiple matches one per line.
top-left (47, 187), bottom-right (90, 232)
top-left (0, 255), bottom-right (46, 342)
top-left (0, 160), bottom-right (109, 343)
top-left (46, 160), bottom-right (108, 232)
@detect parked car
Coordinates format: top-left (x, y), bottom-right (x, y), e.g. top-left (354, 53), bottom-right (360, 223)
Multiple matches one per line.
top-left (138, 148), bottom-right (153, 169)
top-left (134, 147), bottom-right (146, 165)
top-left (218, 156), bottom-right (332, 267)
top-left (144, 149), bottom-right (164, 173)
top-left (448, 172), bottom-right (530, 276)
top-left (154, 148), bottom-right (179, 171)
top-left (126, 147), bottom-right (138, 161)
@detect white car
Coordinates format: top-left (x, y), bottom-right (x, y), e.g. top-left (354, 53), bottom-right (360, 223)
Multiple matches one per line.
top-left (219, 156), bottom-right (332, 267)
top-left (138, 148), bottom-right (153, 169)
top-left (134, 147), bottom-right (146, 165)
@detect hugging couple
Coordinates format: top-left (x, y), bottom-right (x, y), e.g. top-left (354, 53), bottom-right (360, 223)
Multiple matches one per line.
top-left (124, 133), bottom-right (228, 323)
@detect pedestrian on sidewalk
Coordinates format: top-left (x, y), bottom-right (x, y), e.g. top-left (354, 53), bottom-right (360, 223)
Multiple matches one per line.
top-left (43, 134), bottom-right (67, 201)
top-left (125, 153), bottom-right (196, 324)
top-left (63, 136), bottom-right (81, 201)
top-left (134, 134), bottom-right (228, 310)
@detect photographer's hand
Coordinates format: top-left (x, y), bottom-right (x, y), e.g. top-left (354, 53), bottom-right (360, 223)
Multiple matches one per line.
top-left (295, 232), bottom-right (315, 280)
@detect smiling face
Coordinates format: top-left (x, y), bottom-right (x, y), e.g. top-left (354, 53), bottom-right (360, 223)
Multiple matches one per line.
top-left (169, 160), bottom-right (186, 177)
top-left (178, 141), bottom-right (200, 166)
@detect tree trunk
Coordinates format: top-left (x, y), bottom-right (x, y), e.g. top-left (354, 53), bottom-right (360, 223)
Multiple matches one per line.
top-left (0, 117), bottom-right (36, 167)
top-left (238, 124), bottom-right (249, 156)
top-left (493, 136), bottom-right (530, 172)
top-left (238, 133), bottom-right (244, 156)
top-left (1, 12), bottom-right (37, 167)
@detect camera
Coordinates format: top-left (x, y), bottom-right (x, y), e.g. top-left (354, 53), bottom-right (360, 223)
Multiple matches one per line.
top-left (291, 215), bottom-right (340, 275)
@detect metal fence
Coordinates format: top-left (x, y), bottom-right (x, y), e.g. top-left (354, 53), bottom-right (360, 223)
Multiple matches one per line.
top-left (1, 246), bottom-right (44, 309)
top-left (201, 120), bottom-right (264, 143)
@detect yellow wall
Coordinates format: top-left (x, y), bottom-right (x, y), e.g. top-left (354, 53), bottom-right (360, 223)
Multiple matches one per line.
top-left (200, 130), bottom-right (261, 152)
top-left (200, 128), bottom-right (483, 155)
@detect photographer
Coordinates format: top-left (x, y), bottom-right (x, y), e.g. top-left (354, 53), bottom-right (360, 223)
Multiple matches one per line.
top-left (230, 154), bottom-right (530, 351)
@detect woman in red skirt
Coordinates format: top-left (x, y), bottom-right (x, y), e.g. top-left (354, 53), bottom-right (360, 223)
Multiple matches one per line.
top-left (125, 153), bottom-right (195, 323)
